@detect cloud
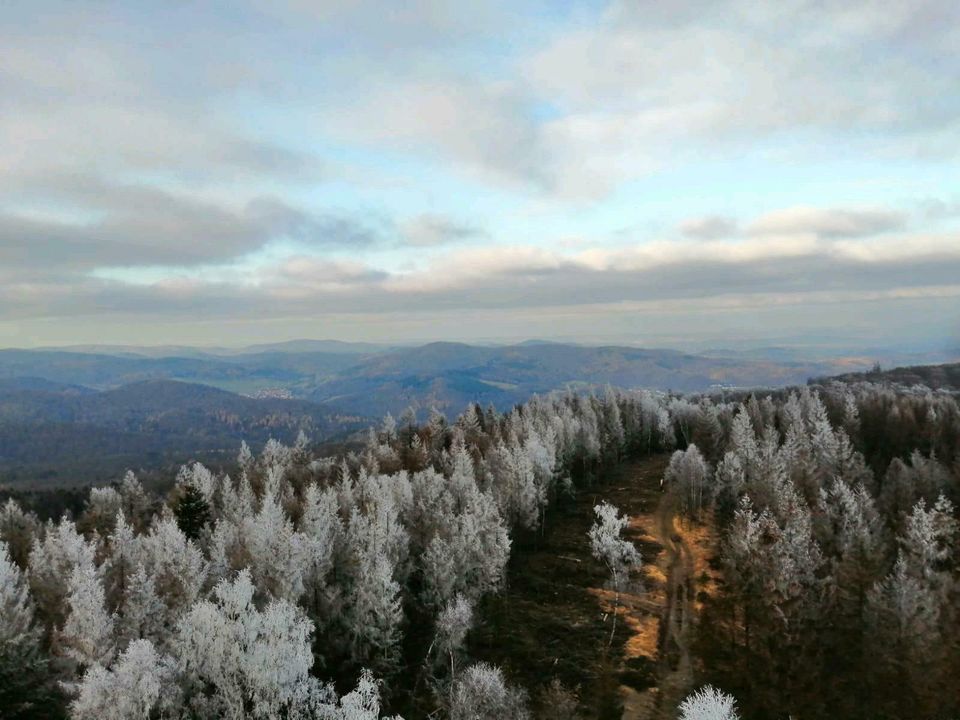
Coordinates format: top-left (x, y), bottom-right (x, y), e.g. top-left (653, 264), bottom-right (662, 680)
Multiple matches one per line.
top-left (679, 216), bottom-right (738, 240)
top-left (0, 182), bottom-right (384, 272)
top-left (322, 0), bottom-right (960, 199)
top-left (8, 215), bottom-right (958, 321)
top-left (747, 207), bottom-right (907, 238)
top-left (2, 2), bottom-right (958, 348)
top-left (399, 214), bottom-right (486, 247)
top-left (328, 79), bottom-right (549, 189)
top-left (921, 197), bottom-right (960, 220)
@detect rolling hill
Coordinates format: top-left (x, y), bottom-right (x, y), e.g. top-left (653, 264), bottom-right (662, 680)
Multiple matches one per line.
top-left (814, 361), bottom-right (960, 391)
top-left (1, 340), bottom-right (921, 487)
top-left (300, 342), bottom-right (874, 417)
top-left (0, 379), bottom-right (365, 487)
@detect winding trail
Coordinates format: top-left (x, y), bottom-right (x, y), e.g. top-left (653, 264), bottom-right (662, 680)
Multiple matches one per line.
top-left (648, 495), bottom-right (696, 719)
top-left (456, 454), bottom-right (709, 720)
top-left (619, 479), bottom-right (701, 720)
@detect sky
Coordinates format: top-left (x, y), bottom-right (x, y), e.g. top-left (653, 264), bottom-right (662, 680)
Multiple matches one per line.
top-left (2, 0), bottom-right (959, 353)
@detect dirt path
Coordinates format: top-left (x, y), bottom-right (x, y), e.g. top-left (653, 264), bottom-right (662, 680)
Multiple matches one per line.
top-left (647, 494), bottom-right (696, 719)
top-left (619, 473), bottom-right (706, 720)
top-left (458, 455), bottom-right (710, 720)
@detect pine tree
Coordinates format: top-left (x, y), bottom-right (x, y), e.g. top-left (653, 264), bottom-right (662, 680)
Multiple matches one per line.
top-left (0, 499), bottom-right (39, 569)
top-left (172, 482), bottom-right (211, 542)
top-left (175, 569), bottom-right (319, 719)
top-left (117, 564), bottom-right (164, 647)
top-left (60, 558), bottom-right (115, 670)
top-left (0, 541), bottom-right (65, 719)
top-left (72, 639), bottom-right (175, 720)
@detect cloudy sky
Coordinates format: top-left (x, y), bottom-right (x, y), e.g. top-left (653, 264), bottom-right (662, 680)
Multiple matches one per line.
top-left (2, 0), bottom-right (959, 352)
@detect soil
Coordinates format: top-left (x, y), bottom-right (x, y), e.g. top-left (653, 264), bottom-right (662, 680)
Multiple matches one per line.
top-left (393, 454), bottom-right (721, 718)
top-left (463, 454), bottom-right (717, 719)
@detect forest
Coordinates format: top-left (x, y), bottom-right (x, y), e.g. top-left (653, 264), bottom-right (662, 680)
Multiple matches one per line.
top-left (1, 376), bottom-right (959, 719)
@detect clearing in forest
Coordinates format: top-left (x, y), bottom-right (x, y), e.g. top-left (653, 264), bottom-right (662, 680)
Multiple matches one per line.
top-left (467, 454), bottom-right (717, 718)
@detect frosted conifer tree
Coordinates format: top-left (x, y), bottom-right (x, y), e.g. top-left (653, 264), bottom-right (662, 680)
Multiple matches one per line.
top-left (1, 540), bottom-right (62, 717)
top-left (244, 491), bottom-right (307, 603)
top-left (136, 517), bottom-right (207, 632)
top-left (72, 639), bottom-right (175, 720)
top-left (117, 564), bottom-right (164, 647)
top-left (60, 558), bottom-right (115, 670)
top-left (175, 569), bottom-right (318, 719)
top-left (0, 498), bottom-right (38, 569)
top-left (28, 519), bottom-right (98, 631)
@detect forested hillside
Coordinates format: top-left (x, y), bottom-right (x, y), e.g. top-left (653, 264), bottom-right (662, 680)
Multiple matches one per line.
top-left (1, 376), bottom-right (958, 719)
top-left (0, 342), bottom-right (881, 417)
top-left (0, 342), bottom-right (889, 488)
top-left (816, 361), bottom-right (960, 392)
top-left (0, 380), bottom-right (365, 487)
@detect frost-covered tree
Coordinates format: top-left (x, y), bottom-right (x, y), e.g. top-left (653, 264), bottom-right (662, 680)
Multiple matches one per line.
top-left (865, 552), bottom-right (945, 713)
top-left (818, 480), bottom-right (885, 617)
top-left (899, 494), bottom-right (957, 591)
top-left (300, 482), bottom-right (342, 616)
top-left (677, 685), bottom-right (739, 720)
top-left (244, 491), bottom-right (307, 603)
top-left (1, 540), bottom-right (35, 649)
top-left (175, 569), bottom-right (317, 719)
top-left (340, 510), bottom-right (404, 670)
top-left (78, 487), bottom-right (122, 537)
top-left (117, 564), bottom-right (164, 647)
top-left (0, 540), bottom-right (63, 718)
top-left (136, 516), bottom-right (207, 634)
top-left (0, 499), bottom-right (38, 570)
top-left (103, 511), bottom-right (139, 614)
top-left (60, 557), bottom-right (115, 670)
top-left (430, 593), bottom-right (474, 680)
top-left (28, 518), bottom-right (98, 632)
top-left (663, 444), bottom-right (712, 520)
top-left (448, 662), bottom-right (529, 720)
top-left (311, 669), bottom-right (400, 720)
top-left (588, 502), bottom-right (641, 645)
top-left (119, 471), bottom-right (151, 531)
top-left (72, 639), bottom-right (175, 720)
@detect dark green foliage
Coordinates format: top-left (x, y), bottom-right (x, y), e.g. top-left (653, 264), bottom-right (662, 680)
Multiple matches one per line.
top-left (173, 483), bottom-right (211, 541)
top-left (0, 643), bottom-right (68, 720)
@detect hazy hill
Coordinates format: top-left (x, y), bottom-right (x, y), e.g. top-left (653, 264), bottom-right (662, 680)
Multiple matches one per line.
top-left (0, 342), bottom-right (879, 420)
top-left (0, 349), bottom-right (360, 394)
top-left (815, 362), bottom-right (960, 391)
top-left (34, 339), bottom-right (391, 358)
top-left (0, 379), bottom-right (365, 487)
top-left (302, 342), bottom-right (863, 417)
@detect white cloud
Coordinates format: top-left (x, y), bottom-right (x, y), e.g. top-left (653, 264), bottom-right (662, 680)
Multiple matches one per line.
top-left (748, 207), bottom-right (906, 238)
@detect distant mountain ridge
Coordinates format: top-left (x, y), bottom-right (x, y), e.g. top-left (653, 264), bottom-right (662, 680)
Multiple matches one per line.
top-left (0, 341), bottom-right (955, 488)
top-left (0, 341), bottom-right (884, 418)
top-left (297, 341), bottom-right (879, 417)
top-left (0, 379), bottom-right (365, 487)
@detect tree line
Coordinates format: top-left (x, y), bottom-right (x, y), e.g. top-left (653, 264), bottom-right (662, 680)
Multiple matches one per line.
top-left (662, 381), bottom-right (960, 719)
top-left (2, 377), bottom-right (958, 719)
top-left (0, 388), bottom-right (675, 719)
